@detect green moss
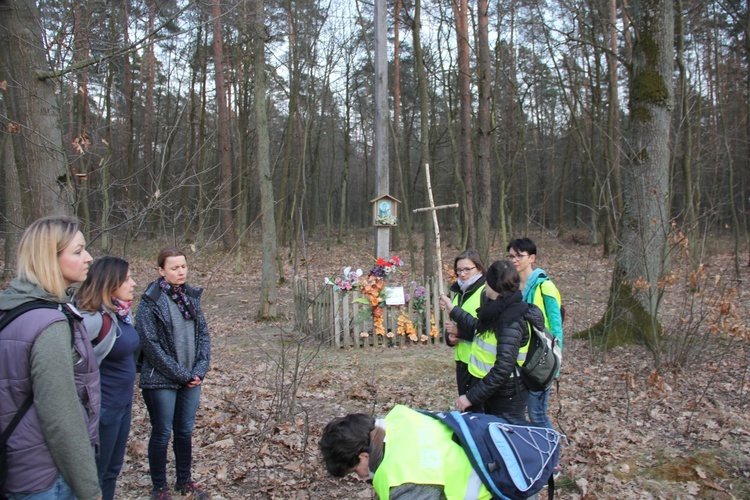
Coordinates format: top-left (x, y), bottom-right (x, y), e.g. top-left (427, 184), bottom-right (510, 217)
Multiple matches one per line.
top-left (632, 69), bottom-right (668, 104)
top-left (631, 105), bottom-right (652, 122)
top-left (647, 452), bottom-right (727, 483)
top-left (573, 280), bottom-right (661, 350)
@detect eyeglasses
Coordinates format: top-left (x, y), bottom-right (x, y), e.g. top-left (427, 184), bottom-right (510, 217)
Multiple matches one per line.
top-left (506, 253), bottom-right (528, 261)
top-left (456, 266), bottom-right (477, 275)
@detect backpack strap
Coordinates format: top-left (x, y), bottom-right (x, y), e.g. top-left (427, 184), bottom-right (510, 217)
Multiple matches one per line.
top-left (0, 300), bottom-right (61, 332)
top-left (0, 394), bottom-right (33, 444)
top-left (548, 475), bottom-right (555, 499)
top-left (91, 313), bottom-right (113, 347)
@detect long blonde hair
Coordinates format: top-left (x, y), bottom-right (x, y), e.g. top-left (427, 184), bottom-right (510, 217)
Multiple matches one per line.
top-left (17, 216), bottom-right (81, 298)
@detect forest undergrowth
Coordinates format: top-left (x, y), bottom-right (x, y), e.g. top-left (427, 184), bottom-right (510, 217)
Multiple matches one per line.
top-left (2, 230), bottom-right (749, 499)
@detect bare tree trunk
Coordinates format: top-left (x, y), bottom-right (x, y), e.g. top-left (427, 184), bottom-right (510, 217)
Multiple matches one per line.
top-left (475, 0), bottom-right (492, 265)
top-left (412, 0), bottom-right (434, 277)
top-left (72, 1), bottom-right (93, 235)
top-left (337, 54), bottom-right (351, 244)
top-left (675, 0), bottom-right (699, 266)
top-left (122, 0), bottom-right (136, 206)
top-left (590, 0), bottom-right (674, 366)
top-left (1, 124), bottom-right (23, 278)
top-left (253, 0), bottom-right (278, 319)
top-left (602, 0), bottom-right (622, 256)
top-left (142, 0), bottom-right (157, 236)
top-left (212, 0), bottom-right (236, 251)
top-left (0, 0), bottom-right (73, 219)
top-left (453, 0), bottom-right (475, 249)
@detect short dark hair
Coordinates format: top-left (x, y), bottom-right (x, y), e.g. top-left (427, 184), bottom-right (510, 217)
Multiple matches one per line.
top-left (319, 413), bottom-right (374, 477)
top-left (157, 246), bottom-right (185, 269)
top-left (507, 237), bottom-right (537, 257)
top-left (484, 260), bottom-right (520, 296)
top-left (454, 248), bottom-right (485, 274)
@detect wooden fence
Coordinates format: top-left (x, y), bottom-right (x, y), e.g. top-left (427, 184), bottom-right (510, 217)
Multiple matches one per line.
top-left (294, 276), bottom-right (448, 348)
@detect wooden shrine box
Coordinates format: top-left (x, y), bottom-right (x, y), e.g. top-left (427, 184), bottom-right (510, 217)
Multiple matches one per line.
top-left (372, 195), bottom-right (400, 226)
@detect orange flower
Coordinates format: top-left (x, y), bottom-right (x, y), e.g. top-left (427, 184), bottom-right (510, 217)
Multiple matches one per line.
top-left (372, 306), bottom-right (383, 317)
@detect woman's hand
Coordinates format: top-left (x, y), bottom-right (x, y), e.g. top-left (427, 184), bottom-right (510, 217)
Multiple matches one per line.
top-left (438, 295), bottom-right (454, 313)
top-left (455, 395), bottom-right (472, 412)
top-left (186, 375), bottom-right (202, 388)
top-left (445, 322), bottom-right (458, 346)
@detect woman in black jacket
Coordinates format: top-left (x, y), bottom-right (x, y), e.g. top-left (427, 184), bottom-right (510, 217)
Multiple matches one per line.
top-left (136, 247), bottom-right (210, 500)
top-left (446, 260), bottom-right (545, 424)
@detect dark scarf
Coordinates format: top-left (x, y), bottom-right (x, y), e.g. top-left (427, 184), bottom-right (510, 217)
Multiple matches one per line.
top-left (111, 297), bottom-right (133, 324)
top-left (476, 290), bottom-right (524, 333)
top-left (159, 278), bottom-right (197, 320)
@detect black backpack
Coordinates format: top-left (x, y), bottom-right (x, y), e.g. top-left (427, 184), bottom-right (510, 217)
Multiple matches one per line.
top-left (0, 300), bottom-right (73, 496)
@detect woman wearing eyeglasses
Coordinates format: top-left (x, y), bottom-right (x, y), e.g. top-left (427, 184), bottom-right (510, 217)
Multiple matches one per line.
top-left (448, 261), bottom-right (546, 423)
top-left (438, 249), bottom-right (485, 396)
top-left (507, 237), bottom-right (563, 429)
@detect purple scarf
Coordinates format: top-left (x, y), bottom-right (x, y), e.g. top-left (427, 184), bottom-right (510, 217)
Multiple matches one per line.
top-left (159, 278), bottom-right (197, 320)
top-left (111, 297), bottom-right (133, 324)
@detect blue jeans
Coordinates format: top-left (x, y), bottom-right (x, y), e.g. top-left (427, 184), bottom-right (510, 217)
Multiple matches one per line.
top-left (96, 403), bottom-right (132, 500)
top-left (142, 386), bottom-right (201, 490)
top-left (528, 388), bottom-right (553, 428)
top-left (5, 475), bottom-right (74, 500)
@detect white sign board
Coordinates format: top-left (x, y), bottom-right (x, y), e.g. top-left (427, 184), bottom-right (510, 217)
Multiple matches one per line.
top-left (385, 286), bottom-right (405, 305)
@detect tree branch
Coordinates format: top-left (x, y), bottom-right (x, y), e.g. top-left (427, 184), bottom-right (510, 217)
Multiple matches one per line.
top-left (36, 1), bottom-right (195, 81)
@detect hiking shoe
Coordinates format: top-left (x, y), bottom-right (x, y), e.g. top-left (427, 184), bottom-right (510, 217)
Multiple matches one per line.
top-left (150, 489), bottom-right (172, 500)
top-left (175, 481), bottom-right (208, 499)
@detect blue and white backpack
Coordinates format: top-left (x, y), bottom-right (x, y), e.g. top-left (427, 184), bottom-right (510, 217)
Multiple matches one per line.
top-left (421, 410), bottom-right (563, 499)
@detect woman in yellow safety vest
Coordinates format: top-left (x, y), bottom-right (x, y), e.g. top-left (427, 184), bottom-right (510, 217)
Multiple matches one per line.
top-left (441, 249), bottom-right (485, 396)
top-left (444, 260), bottom-right (546, 424)
top-left (507, 238), bottom-right (563, 430)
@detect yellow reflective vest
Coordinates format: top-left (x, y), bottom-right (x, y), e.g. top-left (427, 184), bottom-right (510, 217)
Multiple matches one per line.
top-left (468, 323), bottom-right (530, 379)
top-left (372, 405), bottom-right (491, 500)
top-left (533, 281), bottom-right (561, 327)
top-left (452, 284), bottom-right (485, 364)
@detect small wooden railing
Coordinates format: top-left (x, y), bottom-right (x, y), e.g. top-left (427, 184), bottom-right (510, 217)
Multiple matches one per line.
top-left (294, 276), bottom-right (447, 348)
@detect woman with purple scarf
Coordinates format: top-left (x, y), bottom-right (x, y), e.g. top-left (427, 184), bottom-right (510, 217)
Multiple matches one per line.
top-left (77, 256), bottom-right (139, 500)
top-left (136, 247), bottom-right (210, 500)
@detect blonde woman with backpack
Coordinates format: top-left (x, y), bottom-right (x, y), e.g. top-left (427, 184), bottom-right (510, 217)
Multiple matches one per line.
top-left (0, 216), bottom-right (100, 500)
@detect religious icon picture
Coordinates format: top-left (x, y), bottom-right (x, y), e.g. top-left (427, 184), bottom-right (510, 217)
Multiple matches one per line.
top-left (372, 195), bottom-right (400, 226)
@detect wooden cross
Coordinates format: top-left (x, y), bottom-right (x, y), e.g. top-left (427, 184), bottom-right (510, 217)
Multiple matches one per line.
top-left (412, 163), bottom-right (458, 297)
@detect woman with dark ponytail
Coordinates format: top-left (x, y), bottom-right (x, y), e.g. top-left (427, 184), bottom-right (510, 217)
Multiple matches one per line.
top-left (450, 260), bottom-right (546, 424)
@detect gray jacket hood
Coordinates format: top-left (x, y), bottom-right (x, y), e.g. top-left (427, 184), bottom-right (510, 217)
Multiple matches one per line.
top-left (0, 278), bottom-right (73, 310)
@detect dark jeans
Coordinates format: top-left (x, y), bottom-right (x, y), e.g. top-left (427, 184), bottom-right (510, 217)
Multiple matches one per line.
top-left (142, 386), bottom-right (201, 490)
top-left (96, 403), bottom-right (133, 500)
top-left (455, 361), bottom-right (472, 396)
top-left (481, 379), bottom-right (530, 425)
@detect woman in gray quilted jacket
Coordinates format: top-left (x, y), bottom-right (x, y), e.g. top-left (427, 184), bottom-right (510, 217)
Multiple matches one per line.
top-left (136, 247), bottom-right (210, 500)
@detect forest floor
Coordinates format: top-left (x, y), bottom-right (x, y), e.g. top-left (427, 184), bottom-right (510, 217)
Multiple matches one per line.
top-left (4, 228), bottom-right (750, 499)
